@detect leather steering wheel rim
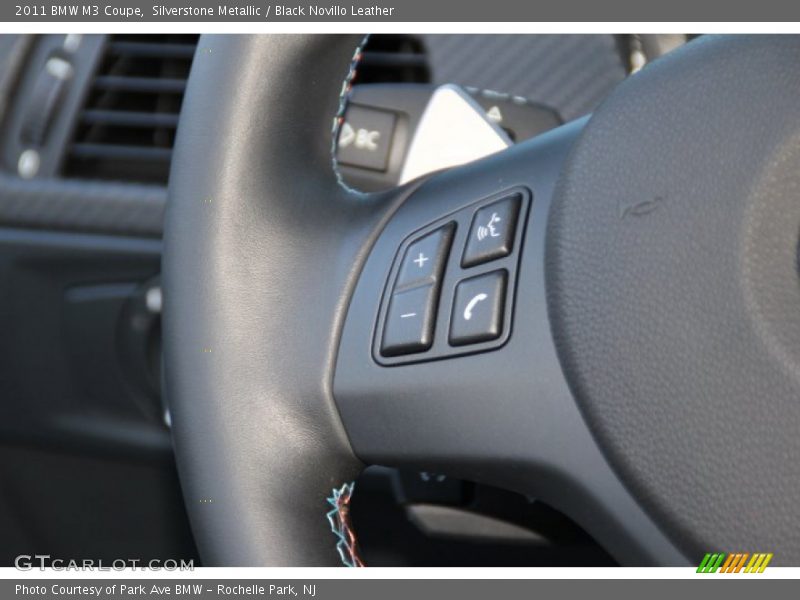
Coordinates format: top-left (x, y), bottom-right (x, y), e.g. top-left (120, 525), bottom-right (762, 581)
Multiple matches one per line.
top-left (164, 35), bottom-right (377, 566)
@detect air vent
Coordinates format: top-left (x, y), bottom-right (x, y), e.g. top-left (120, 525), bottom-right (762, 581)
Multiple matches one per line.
top-left (63, 34), bottom-right (198, 185)
top-left (355, 35), bottom-right (430, 85)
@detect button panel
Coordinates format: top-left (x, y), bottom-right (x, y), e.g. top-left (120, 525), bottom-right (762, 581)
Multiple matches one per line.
top-left (375, 188), bottom-right (530, 365)
top-left (379, 223), bottom-right (455, 357)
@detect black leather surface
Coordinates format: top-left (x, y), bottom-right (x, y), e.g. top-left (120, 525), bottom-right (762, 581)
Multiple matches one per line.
top-left (547, 36), bottom-right (800, 562)
top-left (163, 35), bottom-right (395, 566)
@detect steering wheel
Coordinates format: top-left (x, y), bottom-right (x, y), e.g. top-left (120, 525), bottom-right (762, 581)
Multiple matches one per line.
top-left (163, 35), bottom-right (800, 566)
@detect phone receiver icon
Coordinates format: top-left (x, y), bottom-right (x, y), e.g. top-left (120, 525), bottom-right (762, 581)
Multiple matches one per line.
top-left (463, 293), bottom-right (488, 321)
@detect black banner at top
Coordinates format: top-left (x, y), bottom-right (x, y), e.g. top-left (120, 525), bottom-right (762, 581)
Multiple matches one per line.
top-left (3, 0), bottom-right (800, 22)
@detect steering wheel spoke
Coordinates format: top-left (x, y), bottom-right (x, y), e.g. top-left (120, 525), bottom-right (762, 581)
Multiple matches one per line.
top-left (335, 121), bottom-right (685, 566)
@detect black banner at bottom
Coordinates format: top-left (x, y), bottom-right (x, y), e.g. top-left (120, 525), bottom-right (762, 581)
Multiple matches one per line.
top-left (3, 578), bottom-right (796, 600)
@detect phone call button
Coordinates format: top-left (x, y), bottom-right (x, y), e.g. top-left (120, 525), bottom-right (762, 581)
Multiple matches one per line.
top-left (449, 270), bottom-right (507, 346)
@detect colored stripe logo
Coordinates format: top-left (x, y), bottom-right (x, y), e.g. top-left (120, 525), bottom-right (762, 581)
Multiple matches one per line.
top-left (697, 552), bottom-right (773, 573)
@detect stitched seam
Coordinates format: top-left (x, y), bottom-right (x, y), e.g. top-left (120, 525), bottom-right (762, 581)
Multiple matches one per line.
top-left (331, 34), bottom-right (370, 196)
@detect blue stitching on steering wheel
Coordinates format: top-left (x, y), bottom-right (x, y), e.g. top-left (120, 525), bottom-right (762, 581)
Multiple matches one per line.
top-left (331, 35), bottom-right (370, 196)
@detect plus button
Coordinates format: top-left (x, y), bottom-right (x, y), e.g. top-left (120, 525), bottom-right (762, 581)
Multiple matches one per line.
top-left (413, 252), bottom-right (429, 268)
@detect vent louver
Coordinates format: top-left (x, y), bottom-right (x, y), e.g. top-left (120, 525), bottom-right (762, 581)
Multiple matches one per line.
top-left (355, 35), bottom-right (430, 84)
top-left (64, 34), bottom-right (424, 185)
top-left (63, 34), bottom-right (199, 185)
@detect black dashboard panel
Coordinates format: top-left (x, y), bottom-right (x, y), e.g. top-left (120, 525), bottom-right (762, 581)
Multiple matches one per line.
top-left (0, 226), bottom-right (193, 564)
top-left (0, 173), bottom-right (165, 236)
